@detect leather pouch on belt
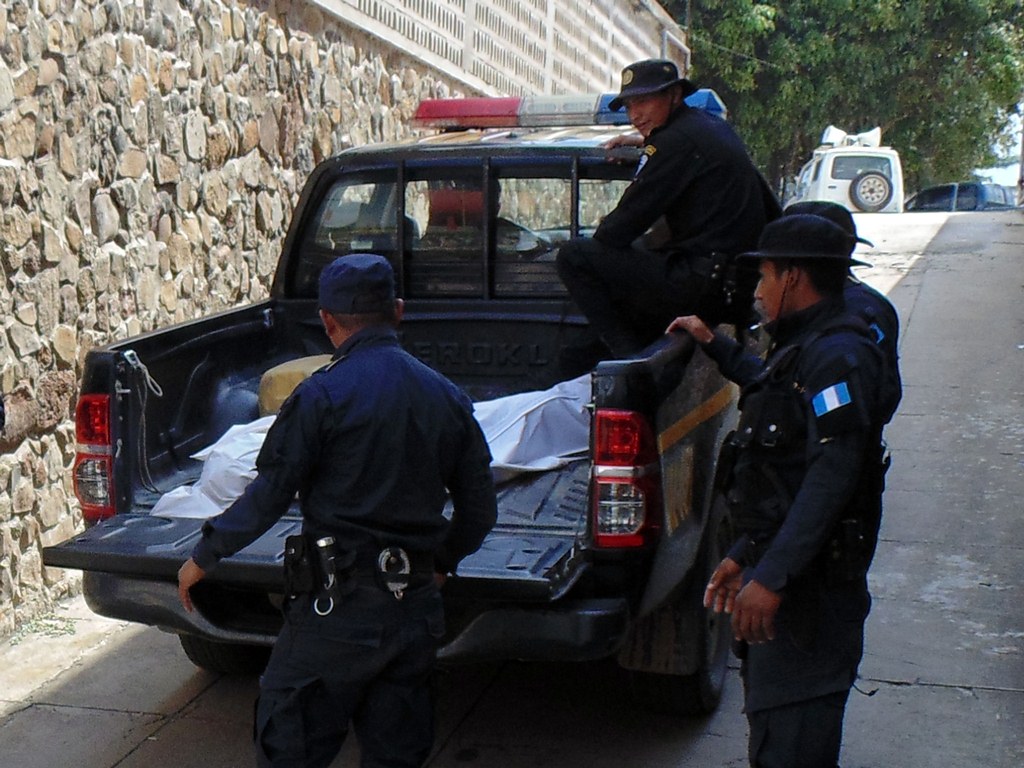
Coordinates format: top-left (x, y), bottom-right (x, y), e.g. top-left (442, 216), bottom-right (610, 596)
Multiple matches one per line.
top-left (283, 534), bottom-right (316, 597)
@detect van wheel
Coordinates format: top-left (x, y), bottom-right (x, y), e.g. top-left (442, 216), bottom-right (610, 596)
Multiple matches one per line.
top-left (178, 634), bottom-right (271, 675)
top-left (627, 497), bottom-right (733, 716)
top-left (850, 171), bottom-right (893, 212)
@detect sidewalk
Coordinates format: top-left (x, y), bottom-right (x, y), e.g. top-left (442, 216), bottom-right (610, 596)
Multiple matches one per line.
top-left (0, 596), bottom-right (135, 719)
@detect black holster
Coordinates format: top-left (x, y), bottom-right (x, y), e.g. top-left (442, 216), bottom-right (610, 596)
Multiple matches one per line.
top-left (282, 533), bottom-right (356, 602)
top-left (696, 251), bottom-right (758, 326)
top-left (822, 518), bottom-right (870, 583)
top-left (821, 442), bottom-right (891, 583)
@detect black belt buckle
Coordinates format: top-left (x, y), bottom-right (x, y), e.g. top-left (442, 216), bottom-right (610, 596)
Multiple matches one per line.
top-left (377, 547), bottom-right (412, 600)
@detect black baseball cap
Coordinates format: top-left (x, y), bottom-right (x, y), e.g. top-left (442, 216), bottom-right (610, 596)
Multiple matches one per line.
top-left (608, 59), bottom-right (698, 111)
top-left (318, 254), bottom-right (396, 314)
top-left (739, 215), bottom-right (870, 266)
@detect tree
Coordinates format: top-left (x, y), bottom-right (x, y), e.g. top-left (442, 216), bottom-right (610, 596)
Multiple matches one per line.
top-left (665, 1), bottom-right (1024, 193)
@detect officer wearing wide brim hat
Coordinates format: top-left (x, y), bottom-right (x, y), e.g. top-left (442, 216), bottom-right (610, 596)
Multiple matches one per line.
top-left (669, 211), bottom-right (892, 768)
top-left (737, 213), bottom-right (870, 266)
top-left (555, 58), bottom-right (780, 366)
top-left (608, 59), bottom-right (698, 111)
top-left (780, 203), bottom-right (903, 422)
top-left (783, 200), bottom-right (875, 247)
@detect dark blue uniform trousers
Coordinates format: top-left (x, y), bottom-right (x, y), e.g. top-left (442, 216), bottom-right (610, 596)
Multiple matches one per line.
top-left (254, 583), bottom-right (444, 767)
top-left (556, 237), bottom-right (706, 356)
top-left (746, 689), bottom-right (849, 768)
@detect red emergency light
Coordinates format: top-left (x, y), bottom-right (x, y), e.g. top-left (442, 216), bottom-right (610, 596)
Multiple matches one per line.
top-left (413, 94), bottom-right (629, 129)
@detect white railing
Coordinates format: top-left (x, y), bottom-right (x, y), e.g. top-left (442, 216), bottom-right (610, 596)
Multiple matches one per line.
top-left (312, 0), bottom-right (689, 95)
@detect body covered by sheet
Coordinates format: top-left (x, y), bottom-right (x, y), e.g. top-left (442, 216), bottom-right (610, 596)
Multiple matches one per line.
top-left (151, 375), bottom-right (591, 518)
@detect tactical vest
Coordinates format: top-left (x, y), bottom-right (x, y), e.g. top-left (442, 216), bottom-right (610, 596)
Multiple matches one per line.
top-left (720, 316), bottom-right (888, 578)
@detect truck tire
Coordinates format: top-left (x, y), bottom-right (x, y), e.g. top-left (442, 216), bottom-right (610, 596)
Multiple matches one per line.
top-left (849, 171), bottom-right (893, 212)
top-left (178, 634), bottom-right (271, 676)
top-left (628, 497), bottom-right (733, 716)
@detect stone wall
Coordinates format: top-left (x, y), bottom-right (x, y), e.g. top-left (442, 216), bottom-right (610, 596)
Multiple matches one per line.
top-left (0, 0), bottom-right (467, 637)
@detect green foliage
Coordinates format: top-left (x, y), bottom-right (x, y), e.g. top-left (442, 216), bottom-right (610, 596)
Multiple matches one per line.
top-left (665, 0), bottom-right (1024, 193)
top-left (7, 614), bottom-right (77, 645)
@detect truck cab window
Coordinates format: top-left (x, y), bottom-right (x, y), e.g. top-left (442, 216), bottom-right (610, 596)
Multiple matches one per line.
top-left (291, 174), bottom-right (402, 299)
top-left (403, 167), bottom-right (580, 299)
top-left (579, 178), bottom-right (630, 235)
top-left (406, 176), bottom-right (487, 297)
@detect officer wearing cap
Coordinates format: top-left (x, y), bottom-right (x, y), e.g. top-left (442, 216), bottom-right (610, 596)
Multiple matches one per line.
top-left (177, 253), bottom-right (497, 767)
top-left (668, 215), bottom-right (893, 767)
top-left (556, 58), bottom-right (780, 363)
top-left (783, 200), bottom-right (902, 422)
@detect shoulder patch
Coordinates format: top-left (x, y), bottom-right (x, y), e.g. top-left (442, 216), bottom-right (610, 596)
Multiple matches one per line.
top-left (869, 322), bottom-right (885, 344)
top-left (634, 152), bottom-right (650, 177)
top-left (812, 381), bottom-right (852, 417)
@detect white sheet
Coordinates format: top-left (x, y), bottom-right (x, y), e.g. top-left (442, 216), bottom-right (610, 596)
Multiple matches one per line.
top-left (151, 375), bottom-right (591, 519)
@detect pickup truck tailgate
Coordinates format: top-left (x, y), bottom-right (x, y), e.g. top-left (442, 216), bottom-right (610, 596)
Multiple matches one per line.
top-left (43, 461), bottom-right (590, 601)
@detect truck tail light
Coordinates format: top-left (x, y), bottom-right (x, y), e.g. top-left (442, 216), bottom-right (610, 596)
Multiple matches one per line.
top-left (74, 394), bottom-right (115, 523)
top-left (592, 409), bottom-right (661, 548)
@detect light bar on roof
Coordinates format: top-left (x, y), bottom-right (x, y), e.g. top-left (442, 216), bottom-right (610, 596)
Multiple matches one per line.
top-left (519, 95), bottom-right (603, 126)
top-left (413, 94), bottom-right (629, 129)
top-left (413, 89), bottom-right (727, 130)
top-left (684, 89), bottom-right (728, 120)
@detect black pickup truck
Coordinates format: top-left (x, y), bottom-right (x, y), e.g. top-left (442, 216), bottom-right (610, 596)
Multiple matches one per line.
top-left (45, 94), bottom-right (758, 715)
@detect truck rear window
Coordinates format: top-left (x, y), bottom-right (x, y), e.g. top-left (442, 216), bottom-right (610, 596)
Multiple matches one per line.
top-left (290, 162), bottom-right (630, 301)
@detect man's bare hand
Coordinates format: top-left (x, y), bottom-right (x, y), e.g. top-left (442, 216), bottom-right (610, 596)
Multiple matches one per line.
top-left (731, 580), bottom-right (782, 644)
top-left (666, 315), bottom-right (715, 343)
top-left (704, 557), bottom-right (743, 614)
top-left (602, 133), bottom-right (643, 151)
top-left (177, 558), bottom-right (206, 613)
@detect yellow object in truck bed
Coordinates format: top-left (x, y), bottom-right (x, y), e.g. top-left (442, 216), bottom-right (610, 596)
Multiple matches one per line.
top-left (258, 355), bottom-right (332, 415)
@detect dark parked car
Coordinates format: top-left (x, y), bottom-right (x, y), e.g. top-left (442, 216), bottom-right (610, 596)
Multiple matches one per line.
top-left (905, 182), bottom-right (1019, 211)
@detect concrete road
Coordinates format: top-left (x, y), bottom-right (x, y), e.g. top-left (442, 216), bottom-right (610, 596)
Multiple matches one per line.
top-left (2, 210), bottom-right (1022, 767)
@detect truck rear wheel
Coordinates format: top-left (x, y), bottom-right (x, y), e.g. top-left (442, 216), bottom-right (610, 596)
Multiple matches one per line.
top-left (178, 634), bottom-right (271, 675)
top-left (627, 497), bottom-right (733, 716)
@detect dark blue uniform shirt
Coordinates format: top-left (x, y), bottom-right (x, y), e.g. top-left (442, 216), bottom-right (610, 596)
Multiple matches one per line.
top-left (706, 299), bottom-right (888, 590)
top-left (703, 298), bottom-right (894, 712)
top-left (844, 276), bottom-right (902, 423)
top-left (192, 326), bottom-right (497, 575)
top-left (595, 104), bottom-right (778, 257)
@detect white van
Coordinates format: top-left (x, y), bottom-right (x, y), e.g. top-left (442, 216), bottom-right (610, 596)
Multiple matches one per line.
top-left (789, 126), bottom-right (905, 213)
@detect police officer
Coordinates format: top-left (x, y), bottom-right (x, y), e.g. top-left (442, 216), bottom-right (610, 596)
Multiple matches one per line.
top-left (177, 253), bottom-right (497, 768)
top-left (556, 58), bottom-right (779, 360)
top-left (668, 215), bottom-right (897, 767)
top-left (783, 200), bottom-right (902, 421)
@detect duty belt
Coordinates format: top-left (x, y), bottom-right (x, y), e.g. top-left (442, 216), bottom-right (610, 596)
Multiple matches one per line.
top-left (284, 534), bottom-right (435, 615)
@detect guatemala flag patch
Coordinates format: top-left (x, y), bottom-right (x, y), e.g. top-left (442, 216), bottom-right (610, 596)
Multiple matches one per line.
top-left (812, 382), bottom-right (852, 417)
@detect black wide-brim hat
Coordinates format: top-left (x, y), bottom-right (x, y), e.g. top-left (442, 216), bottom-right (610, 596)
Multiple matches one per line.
top-left (783, 200), bottom-right (875, 247)
top-left (609, 59), bottom-right (698, 111)
top-left (739, 214), bottom-right (871, 266)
